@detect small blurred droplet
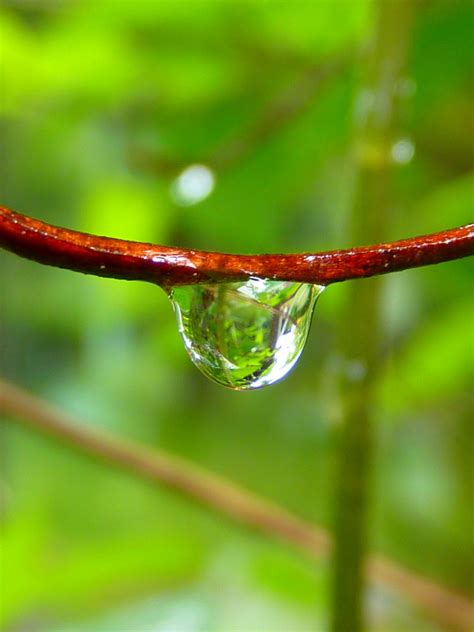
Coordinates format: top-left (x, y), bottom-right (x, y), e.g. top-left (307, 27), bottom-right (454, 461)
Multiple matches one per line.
top-left (171, 164), bottom-right (215, 206)
top-left (397, 77), bottom-right (417, 99)
top-left (345, 359), bottom-right (367, 382)
top-left (169, 278), bottom-right (324, 390)
top-left (354, 88), bottom-right (376, 125)
top-left (391, 138), bottom-right (415, 165)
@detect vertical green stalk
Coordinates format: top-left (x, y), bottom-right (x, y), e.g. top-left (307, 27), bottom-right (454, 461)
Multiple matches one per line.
top-left (330, 2), bottom-right (413, 631)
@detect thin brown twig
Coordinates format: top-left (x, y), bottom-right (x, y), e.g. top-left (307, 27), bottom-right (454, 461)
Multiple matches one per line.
top-left (1, 207), bottom-right (473, 288)
top-left (0, 378), bottom-right (472, 631)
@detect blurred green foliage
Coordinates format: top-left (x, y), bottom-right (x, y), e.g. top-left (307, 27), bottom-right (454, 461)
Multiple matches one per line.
top-left (0, 0), bottom-right (472, 630)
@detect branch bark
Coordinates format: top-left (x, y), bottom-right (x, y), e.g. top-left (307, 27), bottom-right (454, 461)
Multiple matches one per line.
top-left (0, 207), bottom-right (472, 287)
top-left (1, 378), bottom-right (472, 631)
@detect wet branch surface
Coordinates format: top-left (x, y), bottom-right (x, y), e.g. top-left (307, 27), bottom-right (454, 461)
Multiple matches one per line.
top-left (0, 378), bottom-right (472, 632)
top-left (1, 207), bottom-right (473, 287)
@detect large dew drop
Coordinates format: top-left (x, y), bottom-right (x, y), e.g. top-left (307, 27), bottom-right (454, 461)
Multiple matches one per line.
top-left (169, 278), bottom-right (324, 390)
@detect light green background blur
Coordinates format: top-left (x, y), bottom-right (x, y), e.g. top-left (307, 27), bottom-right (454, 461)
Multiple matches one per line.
top-left (1, 1), bottom-right (472, 630)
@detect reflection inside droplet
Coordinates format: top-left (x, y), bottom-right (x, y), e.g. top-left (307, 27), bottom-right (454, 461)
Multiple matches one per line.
top-left (169, 278), bottom-right (324, 390)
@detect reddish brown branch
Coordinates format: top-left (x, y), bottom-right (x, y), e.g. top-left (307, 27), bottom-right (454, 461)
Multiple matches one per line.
top-left (1, 378), bottom-right (472, 631)
top-left (1, 207), bottom-right (473, 287)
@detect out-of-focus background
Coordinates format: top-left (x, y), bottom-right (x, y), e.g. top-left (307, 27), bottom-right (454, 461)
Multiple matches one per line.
top-left (1, 0), bottom-right (472, 630)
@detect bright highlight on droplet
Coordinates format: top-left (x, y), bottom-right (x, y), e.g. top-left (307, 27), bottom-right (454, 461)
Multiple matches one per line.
top-left (171, 164), bottom-right (215, 206)
top-left (391, 138), bottom-right (415, 165)
top-left (169, 278), bottom-right (324, 390)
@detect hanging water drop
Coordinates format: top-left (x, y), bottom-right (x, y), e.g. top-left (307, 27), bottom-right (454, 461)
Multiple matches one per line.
top-left (169, 278), bottom-right (324, 390)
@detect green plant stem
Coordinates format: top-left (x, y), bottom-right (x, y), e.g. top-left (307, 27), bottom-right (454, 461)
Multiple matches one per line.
top-left (331, 2), bottom-right (414, 631)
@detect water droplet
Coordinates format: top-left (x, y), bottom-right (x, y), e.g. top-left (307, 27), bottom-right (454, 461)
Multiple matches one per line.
top-left (171, 164), bottom-right (215, 206)
top-left (391, 138), bottom-right (415, 165)
top-left (354, 88), bottom-right (375, 125)
top-left (169, 278), bottom-right (324, 390)
top-left (396, 77), bottom-right (417, 99)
